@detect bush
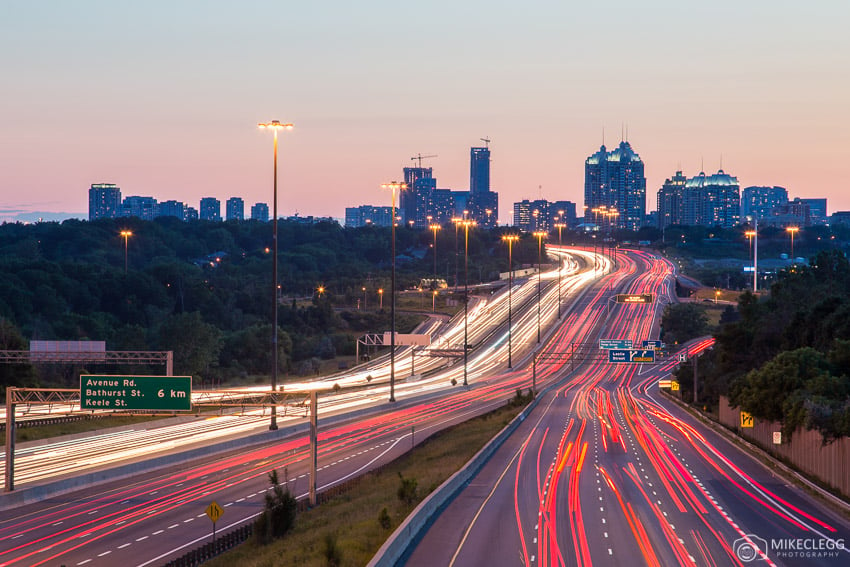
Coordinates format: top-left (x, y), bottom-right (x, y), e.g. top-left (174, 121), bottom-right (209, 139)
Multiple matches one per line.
top-left (378, 507), bottom-right (391, 530)
top-left (396, 472), bottom-right (418, 505)
top-left (254, 469), bottom-right (297, 545)
top-left (322, 532), bottom-right (342, 567)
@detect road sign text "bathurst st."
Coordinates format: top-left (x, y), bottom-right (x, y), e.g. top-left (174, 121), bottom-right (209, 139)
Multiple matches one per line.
top-left (80, 375), bottom-right (192, 411)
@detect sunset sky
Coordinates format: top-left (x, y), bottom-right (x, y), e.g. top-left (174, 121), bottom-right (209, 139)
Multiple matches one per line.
top-left (2, 1), bottom-right (848, 223)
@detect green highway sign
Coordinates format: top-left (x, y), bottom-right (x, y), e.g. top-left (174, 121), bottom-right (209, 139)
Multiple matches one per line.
top-left (80, 375), bottom-right (192, 411)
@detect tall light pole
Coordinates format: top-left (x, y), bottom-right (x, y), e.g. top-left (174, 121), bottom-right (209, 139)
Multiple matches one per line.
top-left (533, 230), bottom-right (547, 343)
top-left (462, 219), bottom-right (475, 386)
top-left (378, 288), bottom-right (384, 310)
top-left (786, 226), bottom-right (800, 261)
top-left (381, 181), bottom-right (407, 402)
top-left (753, 218), bottom-right (759, 292)
top-left (554, 222), bottom-right (566, 318)
top-left (451, 217), bottom-right (462, 289)
top-left (745, 229), bottom-right (756, 289)
top-left (429, 223), bottom-right (441, 288)
top-left (502, 234), bottom-right (519, 368)
top-left (120, 230), bottom-right (132, 274)
top-left (362, 286), bottom-right (367, 310)
top-left (258, 119), bottom-right (293, 431)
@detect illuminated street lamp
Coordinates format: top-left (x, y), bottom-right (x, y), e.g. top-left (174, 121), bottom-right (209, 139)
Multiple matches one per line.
top-left (119, 230), bottom-right (132, 274)
top-left (501, 234), bottom-right (519, 368)
top-left (429, 223), bottom-right (441, 289)
top-left (554, 222), bottom-right (566, 319)
top-left (432, 289), bottom-right (438, 312)
top-left (362, 286), bottom-right (367, 310)
top-left (451, 217), bottom-right (462, 289)
top-left (378, 288), bottom-right (384, 310)
top-left (381, 181), bottom-right (407, 402)
top-left (533, 230), bottom-right (547, 343)
top-left (745, 230), bottom-right (756, 264)
top-left (258, 119), bottom-right (293, 431)
top-left (316, 285), bottom-right (325, 297)
top-left (786, 226), bottom-right (800, 261)
top-left (462, 219), bottom-right (476, 386)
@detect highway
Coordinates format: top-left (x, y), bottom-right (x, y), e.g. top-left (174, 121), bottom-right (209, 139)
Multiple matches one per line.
top-left (0, 247), bottom-right (608, 566)
top-left (407, 250), bottom-right (850, 567)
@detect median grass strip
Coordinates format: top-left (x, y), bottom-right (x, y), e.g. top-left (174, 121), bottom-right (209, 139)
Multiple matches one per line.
top-left (205, 397), bottom-right (529, 567)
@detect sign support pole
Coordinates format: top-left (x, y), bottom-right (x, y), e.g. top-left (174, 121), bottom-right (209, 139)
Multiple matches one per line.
top-left (4, 388), bottom-right (15, 492)
top-left (309, 391), bottom-right (318, 507)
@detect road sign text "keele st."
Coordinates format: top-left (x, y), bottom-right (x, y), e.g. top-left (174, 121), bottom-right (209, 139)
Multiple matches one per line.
top-left (80, 375), bottom-right (192, 411)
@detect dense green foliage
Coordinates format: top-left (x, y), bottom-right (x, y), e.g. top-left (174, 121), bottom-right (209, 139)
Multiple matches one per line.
top-left (682, 250), bottom-right (850, 441)
top-left (254, 469), bottom-right (298, 545)
top-left (660, 303), bottom-right (709, 346)
top-left (0, 217), bottom-right (541, 391)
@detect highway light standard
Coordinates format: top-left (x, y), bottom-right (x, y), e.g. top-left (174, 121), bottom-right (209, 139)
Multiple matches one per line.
top-left (554, 222), bottom-right (566, 319)
top-left (381, 181), bottom-right (407, 402)
top-left (451, 217), bottom-right (462, 289)
top-left (533, 230), bottom-right (547, 343)
top-left (120, 230), bottom-right (132, 274)
top-left (429, 223), bottom-right (441, 289)
top-left (378, 288), bottom-right (384, 310)
top-left (462, 219), bottom-right (476, 386)
top-left (786, 225), bottom-right (800, 261)
top-left (258, 119), bottom-right (293, 431)
top-left (501, 234), bottom-right (519, 368)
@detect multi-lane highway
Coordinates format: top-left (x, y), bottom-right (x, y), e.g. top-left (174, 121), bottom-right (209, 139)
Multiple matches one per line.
top-left (0, 246), bottom-right (609, 566)
top-left (407, 250), bottom-right (850, 567)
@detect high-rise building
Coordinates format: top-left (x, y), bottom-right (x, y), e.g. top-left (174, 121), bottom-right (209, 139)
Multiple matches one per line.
top-left (467, 145), bottom-right (499, 227)
top-left (470, 146), bottom-right (490, 194)
top-left (344, 206), bottom-right (394, 228)
top-left (550, 201), bottom-right (577, 227)
top-left (681, 170), bottom-right (740, 228)
top-left (656, 171), bottom-right (688, 229)
top-left (513, 199), bottom-right (550, 232)
top-left (88, 183), bottom-right (122, 220)
top-left (120, 196), bottom-right (158, 220)
top-left (199, 198), bottom-right (221, 221)
top-left (226, 197), bottom-right (244, 221)
top-left (428, 189), bottom-right (457, 225)
top-left (800, 198), bottom-right (827, 225)
top-left (741, 186), bottom-right (788, 220)
top-left (584, 141), bottom-right (646, 231)
top-left (185, 206), bottom-right (199, 221)
top-left (158, 200), bottom-right (185, 219)
top-left (251, 202), bottom-right (269, 222)
top-left (400, 167), bottom-right (434, 228)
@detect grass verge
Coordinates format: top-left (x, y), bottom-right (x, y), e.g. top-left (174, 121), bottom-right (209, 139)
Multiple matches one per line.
top-left (205, 396), bottom-right (530, 567)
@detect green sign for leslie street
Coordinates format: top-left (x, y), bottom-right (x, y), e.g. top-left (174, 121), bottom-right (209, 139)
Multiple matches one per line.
top-left (80, 375), bottom-right (192, 411)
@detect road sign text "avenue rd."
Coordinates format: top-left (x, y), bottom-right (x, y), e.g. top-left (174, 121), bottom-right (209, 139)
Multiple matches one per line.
top-left (80, 375), bottom-right (192, 411)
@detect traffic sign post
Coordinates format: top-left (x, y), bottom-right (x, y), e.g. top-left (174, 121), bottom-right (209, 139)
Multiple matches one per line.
top-left (642, 340), bottom-right (663, 350)
top-left (206, 501), bottom-right (224, 543)
top-left (80, 375), bottom-right (192, 411)
top-left (740, 411), bottom-right (754, 428)
top-left (608, 349), bottom-right (655, 363)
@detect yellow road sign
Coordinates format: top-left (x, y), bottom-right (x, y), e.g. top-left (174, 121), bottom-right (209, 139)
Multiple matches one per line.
top-left (740, 411), bottom-right (754, 428)
top-left (206, 501), bottom-right (224, 523)
top-left (671, 381), bottom-right (680, 391)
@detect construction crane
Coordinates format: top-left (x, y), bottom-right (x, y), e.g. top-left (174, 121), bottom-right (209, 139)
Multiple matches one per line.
top-left (480, 137), bottom-right (491, 148)
top-left (411, 153), bottom-right (437, 168)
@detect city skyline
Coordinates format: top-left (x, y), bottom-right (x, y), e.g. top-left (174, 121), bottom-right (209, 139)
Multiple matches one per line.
top-left (2, 2), bottom-right (849, 224)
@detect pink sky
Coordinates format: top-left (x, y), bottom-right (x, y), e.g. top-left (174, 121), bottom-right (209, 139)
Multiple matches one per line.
top-left (2, 1), bottom-right (849, 224)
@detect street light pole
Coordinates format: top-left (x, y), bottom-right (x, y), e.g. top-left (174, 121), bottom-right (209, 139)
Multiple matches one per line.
top-left (787, 226), bottom-right (799, 262)
top-left (430, 223), bottom-right (441, 289)
top-left (462, 220), bottom-right (475, 386)
top-left (533, 231), bottom-right (547, 343)
top-left (452, 217), bottom-right (461, 289)
top-left (258, 119), bottom-right (293, 431)
top-left (554, 222), bottom-right (565, 319)
top-left (381, 181), bottom-right (407, 402)
top-left (502, 234), bottom-right (519, 368)
top-left (120, 230), bottom-right (132, 274)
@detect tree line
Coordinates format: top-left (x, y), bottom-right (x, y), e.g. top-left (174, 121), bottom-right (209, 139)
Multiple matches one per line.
top-left (0, 217), bottom-right (541, 392)
top-left (674, 249), bottom-right (850, 441)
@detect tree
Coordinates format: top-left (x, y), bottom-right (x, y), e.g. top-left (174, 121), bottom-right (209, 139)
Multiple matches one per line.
top-left (157, 312), bottom-right (221, 378)
top-left (660, 303), bottom-right (709, 345)
top-left (0, 318), bottom-right (36, 394)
